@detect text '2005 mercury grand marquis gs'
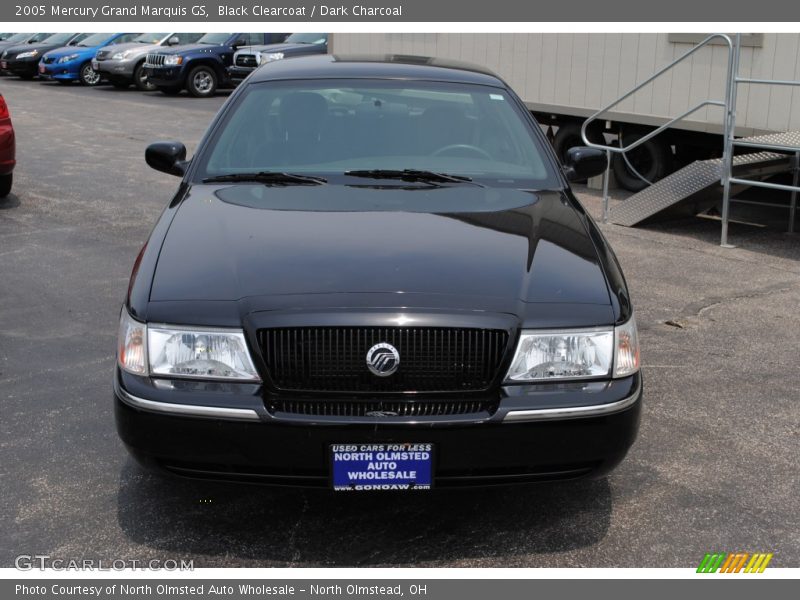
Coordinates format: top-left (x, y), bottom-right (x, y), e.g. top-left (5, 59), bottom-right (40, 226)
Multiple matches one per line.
top-left (115, 54), bottom-right (642, 491)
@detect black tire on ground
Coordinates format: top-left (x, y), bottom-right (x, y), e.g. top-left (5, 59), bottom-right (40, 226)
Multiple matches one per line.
top-left (552, 121), bottom-right (605, 164)
top-left (158, 86), bottom-right (182, 96)
top-left (611, 132), bottom-right (672, 192)
top-left (0, 173), bottom-right (12, 198)
top-left (133, 62), bottom-right (155, 92)
top-left (186, 65), bottom-right (217, 98)
top-left (78, 62), bottom-right (101, 86)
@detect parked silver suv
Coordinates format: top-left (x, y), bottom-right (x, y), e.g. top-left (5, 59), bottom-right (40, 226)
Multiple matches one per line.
top-left (93, 32), bottom-right (204, 91)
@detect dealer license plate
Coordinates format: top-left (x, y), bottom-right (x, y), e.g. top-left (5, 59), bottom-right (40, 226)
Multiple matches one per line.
top-left (91, 60), bottom-right (98, 70)
top-left (38, 65), bottom-right (45, 74)
top-left (331, 443), bottom-right (433, 491)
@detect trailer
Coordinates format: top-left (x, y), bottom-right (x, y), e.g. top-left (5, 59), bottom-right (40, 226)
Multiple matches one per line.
top-left (329, 33), bottom-right (800, 245)
top-left (330, 34), bottom-right (800, 187)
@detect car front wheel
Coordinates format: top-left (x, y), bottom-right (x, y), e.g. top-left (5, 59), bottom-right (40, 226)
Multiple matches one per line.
top-left (186, 65), bottom-right (217, 98)
top-left (79, 62), bottom-right (101, 86)
top-left (133, 63), bottom-right (155, 91)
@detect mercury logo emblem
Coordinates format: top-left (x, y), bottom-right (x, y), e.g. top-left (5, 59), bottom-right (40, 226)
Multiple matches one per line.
top-left (366, 342), bottom-right (400, 377)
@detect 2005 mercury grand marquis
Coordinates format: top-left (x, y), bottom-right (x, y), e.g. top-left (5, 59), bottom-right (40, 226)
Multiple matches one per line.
top-left (115, 54), bottom-right (642, 490)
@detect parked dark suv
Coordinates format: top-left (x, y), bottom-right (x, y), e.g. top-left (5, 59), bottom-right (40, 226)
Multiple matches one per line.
top-left (228, 33), bottom-right (327, 83)
top-left (116, 55), bottom-right (641, 490)
top-left (142, 32), bottom-right (287, 97)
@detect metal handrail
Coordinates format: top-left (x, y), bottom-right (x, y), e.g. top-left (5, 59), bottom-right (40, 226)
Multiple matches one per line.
top-left (720, 33), bottom-right (800, 244)
top-left (579, 34), bottom-right (735, 223)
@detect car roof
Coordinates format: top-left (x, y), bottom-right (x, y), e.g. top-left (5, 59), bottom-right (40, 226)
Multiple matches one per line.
top-left (248, 54), bottom-right (506, 87)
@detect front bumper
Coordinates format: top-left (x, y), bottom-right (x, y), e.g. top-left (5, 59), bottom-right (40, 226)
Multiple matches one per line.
top-left (3, 58), bottom-right (38, 76)
top-left (114, 368), bottom-right (642, 487)
top-left (94, 58), bottom-right (137, 78)
top-left (37, 61), bottom-right (79, 81)
top-left (228, 65), bottom-right (254, 82)
top-left (142, 65), bottom-right (183, 87)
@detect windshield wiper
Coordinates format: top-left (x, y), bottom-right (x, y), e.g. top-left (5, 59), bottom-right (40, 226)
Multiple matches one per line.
top-left (344, 169), bottom-right (485, 187)
top-left (203, 172), bottom-right (327, 186)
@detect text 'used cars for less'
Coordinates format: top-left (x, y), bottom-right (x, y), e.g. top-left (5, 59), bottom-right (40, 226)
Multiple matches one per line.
top-left (115, 55), bottom-right (642, 491)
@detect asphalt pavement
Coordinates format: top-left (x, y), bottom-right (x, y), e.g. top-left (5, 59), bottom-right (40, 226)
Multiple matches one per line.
top-left (0, 78), bottom-right (798, 568)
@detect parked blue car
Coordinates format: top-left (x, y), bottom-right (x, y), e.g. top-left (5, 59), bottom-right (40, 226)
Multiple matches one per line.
top-left (38, 33), bottom-right (140, 85)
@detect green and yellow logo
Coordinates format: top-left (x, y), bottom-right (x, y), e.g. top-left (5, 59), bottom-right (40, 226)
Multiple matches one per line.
top-left (697, 552), bottom-right (773, 573)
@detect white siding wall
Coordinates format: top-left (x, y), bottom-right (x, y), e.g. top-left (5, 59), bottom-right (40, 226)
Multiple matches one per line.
top-left (330, 33), bottom-right (800, 133)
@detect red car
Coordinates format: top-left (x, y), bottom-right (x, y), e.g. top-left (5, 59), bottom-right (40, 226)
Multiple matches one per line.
top-left (0, 93), bottom-right (15, 197)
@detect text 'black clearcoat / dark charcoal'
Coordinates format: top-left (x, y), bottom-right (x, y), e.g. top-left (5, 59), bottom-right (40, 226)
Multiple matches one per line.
top-left (115, 54), bottom-right (642, 490)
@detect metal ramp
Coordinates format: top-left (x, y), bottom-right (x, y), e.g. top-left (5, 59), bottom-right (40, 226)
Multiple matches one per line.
top-left (580, 33), bottom-right (800, 246)
top-left (609, 151), bottom-right (792, 227)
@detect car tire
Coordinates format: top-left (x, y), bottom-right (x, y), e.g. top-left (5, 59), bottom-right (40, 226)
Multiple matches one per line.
top-left (611, 132), bottom-right (672, 192)
top-left (186, 65), bottom-right (217, 98)
top-left (78, 62), bottom-right (102, 86)
top-left (158, 86), bottom-right (182, 96)
top-left (133, 62), bottom-right (155, 92)
top-left (0, 173), bottom-right (12, 198)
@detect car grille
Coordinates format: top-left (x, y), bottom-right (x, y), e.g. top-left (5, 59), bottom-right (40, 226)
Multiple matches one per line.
top-left (235, 54), bottom-right (258, 68)
top-left (259, 327), bottom-right (509, 394)
top-left (145, 53), bottom-right (166, 67)
top-left (269, 398), bottom-right (494, 417)
top-left (95, 49), bottom-right (111, 61)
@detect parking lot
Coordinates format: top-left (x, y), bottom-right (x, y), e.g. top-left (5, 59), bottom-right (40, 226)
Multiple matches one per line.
top-left (0, 78), bottom-right (798, 568)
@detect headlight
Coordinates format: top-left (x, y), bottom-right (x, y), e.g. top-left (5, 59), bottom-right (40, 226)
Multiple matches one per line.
top-left (16, 50), bottom-right (39, 59)
top-left (117, 309), bottom-right (260, 380)
top-left (57, 53), bottom-right (79, 64)
top-left (505, 318), bottom-right (639, 382)
top-left (163, 55), bottom-right (183, 66)
top-left (258, 52), bottom-right (284, 65)
top-left (111, 50), bottom-right (132, 60)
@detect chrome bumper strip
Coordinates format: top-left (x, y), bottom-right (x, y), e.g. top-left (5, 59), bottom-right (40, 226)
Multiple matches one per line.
top-left (502, 378), bottom-right (641, 422)
top-left (115, 384), bottom-right (261, 422)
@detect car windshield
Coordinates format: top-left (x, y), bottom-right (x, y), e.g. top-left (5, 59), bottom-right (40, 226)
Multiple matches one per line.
top-left (4, 33), bottom-right (30, 44)
top-left (42, 33), bottom-right (76, 45)
top-left (197, 79), bottom-right (556, 188)
top-left (134, 33), bottom-right (169, 44)
top-left (78, 33), bottom-right (112, 47)
top-left (284, 33), bottom-right (327, 45)
top-left (197, 33), bottom-right (232, 45)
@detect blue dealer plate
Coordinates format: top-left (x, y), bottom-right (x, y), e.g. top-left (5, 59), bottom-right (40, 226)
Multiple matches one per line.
top-left (331, 443), bottom-right (433, 491)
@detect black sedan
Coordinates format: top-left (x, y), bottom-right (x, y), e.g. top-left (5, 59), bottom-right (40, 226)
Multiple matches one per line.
top-left (115, 54), bottom-right (642, 490)
top-left (1, 32), bottom-right (88, 79)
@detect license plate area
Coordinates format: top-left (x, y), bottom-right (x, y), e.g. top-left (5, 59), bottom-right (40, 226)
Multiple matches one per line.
top-left (330, 443), bottom-right (433, 491)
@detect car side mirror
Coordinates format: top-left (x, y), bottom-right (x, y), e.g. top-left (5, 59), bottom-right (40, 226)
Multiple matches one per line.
top-left (145, 141), bottom-right (188, 177)
top-left (562, 146), bottom-right (608, 182)
top-left (168, 36), bottom-right (180, 46)
top-left (232, 37), bottom-right (247, 48)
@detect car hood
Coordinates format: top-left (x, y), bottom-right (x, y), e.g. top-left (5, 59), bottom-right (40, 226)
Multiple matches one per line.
top-left (43, 45), bottom-right (99, 59)
top-left (3, 42), bottom-right (64, 56)
top-left (240, 42), bottom-right (321, 55)
top-left (155, 43), bottom-right (225, 56)
top-left (150, 184), bottom-right (611, 312)
top-left (99, 41), bottom-right (157, 55)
